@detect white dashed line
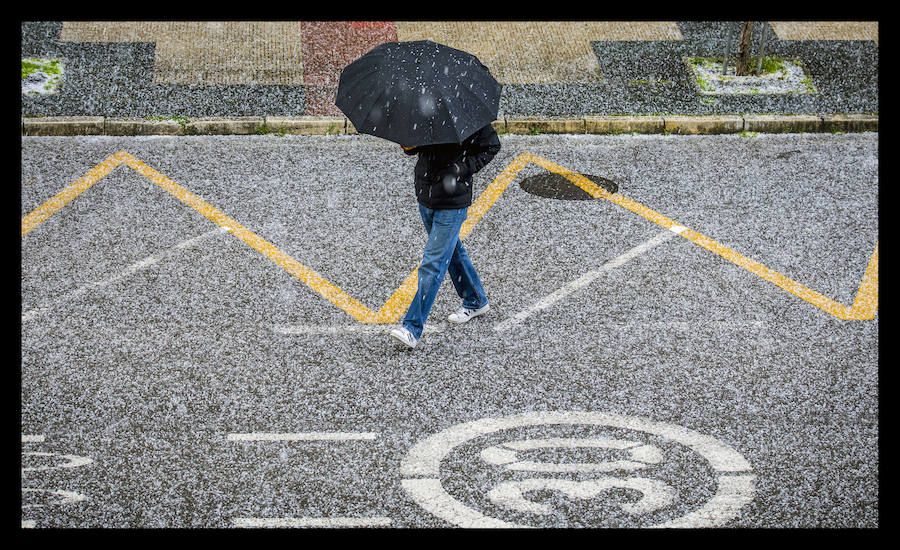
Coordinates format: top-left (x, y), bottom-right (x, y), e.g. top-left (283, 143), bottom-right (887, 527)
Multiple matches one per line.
top-left (232, 517), bottom-right (392, 528)
top-left (494, 229), bottom-right (678, 332)
top-left (226, 432), bottom-right (377, 442)
top-left (227, 431), bottom-right (386, 528)
top-left (22, 226), bottom-right (230, 323)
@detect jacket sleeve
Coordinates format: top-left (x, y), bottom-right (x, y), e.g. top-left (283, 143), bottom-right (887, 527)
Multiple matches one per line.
top-left (458, 124), bottom-right (501, 180)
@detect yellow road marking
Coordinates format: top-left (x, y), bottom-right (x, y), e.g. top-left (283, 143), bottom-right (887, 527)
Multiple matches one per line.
top-left (23, 151), bottom-right (374, 322)
top-left (848, 243), bottom-right (879, 320)
top-left (21, 151), bottom-right (125, 237)
top-left (116, 153), bottom-right (376, 322)
top-left (372, 151), bottom-right (532, 323)
top-left (22, 150), bottom-right (877, 322)
top-left (535, 155), bottom-right (879, 321)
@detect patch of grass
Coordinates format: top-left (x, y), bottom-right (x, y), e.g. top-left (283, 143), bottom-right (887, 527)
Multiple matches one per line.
top-left (689, 56), bottom-right (715, 69)
top-left (22, 58), bottom-right (65, 95)
top-left (257, 124), bottom-right (289, 137)
top-left (801, 76), bottom-right (815, 93)
top-left (22, 58), bottom-right (62, 79)
top-left (686, 55), bottom-right (814, 95)
top-left (756, 56), bottom-right (785, 75)
top-left (689, 55), bottom-right (786, 76)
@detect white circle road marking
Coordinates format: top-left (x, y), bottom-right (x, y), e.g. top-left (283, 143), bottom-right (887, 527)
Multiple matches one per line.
top-left (480, 436), bottom-right (664, 473)
top-left (487, 476), bottom-right (677, 516)
top-left (400, 411), bottom-right (755, 528)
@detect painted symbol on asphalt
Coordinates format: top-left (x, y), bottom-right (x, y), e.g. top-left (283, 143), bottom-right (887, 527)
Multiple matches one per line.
top-left (400, 411), bottom-right (755, 528)
top-left (21, 440), bottom-right (93, 528)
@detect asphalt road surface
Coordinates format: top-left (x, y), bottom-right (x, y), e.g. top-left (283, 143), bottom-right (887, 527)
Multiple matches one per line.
top-left (21, 132), bottom-right (878, 528)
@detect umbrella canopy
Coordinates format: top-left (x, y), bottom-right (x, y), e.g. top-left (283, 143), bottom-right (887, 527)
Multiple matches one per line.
top-left (335, 40), bottom-right (501, 148)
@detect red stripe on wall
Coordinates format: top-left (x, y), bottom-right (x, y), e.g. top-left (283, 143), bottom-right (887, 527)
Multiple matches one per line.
top-left (301, 21), bottom-right (397, 116)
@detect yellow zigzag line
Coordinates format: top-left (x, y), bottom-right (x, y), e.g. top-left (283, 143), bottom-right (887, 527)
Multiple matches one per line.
top-left (534, 154), bottom-right (879, 321)
top-left (22, 150), bottom-right (877, 322)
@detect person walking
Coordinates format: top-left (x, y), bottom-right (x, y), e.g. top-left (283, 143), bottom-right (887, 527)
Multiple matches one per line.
top-left (390, 123), bottom-right (501, 349)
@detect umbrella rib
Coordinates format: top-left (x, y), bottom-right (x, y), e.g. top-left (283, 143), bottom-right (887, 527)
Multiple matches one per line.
top-left (458, 78), bottom-right (499, 115)
top-left (357, 85), bottom-right (397, 139)
top-left (403, 94), bottom-right (424, 147)
top-left (336, 40), bottom-right (500, 147)
top-left (434, 93), bottom-right (463, 143)
top-left (336, 64), bottom-right (386, 121)
top-left (441, 81), bottom-right (496, 142)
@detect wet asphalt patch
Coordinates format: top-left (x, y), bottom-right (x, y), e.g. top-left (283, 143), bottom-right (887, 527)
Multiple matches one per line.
top-left (519, 172), bottom-right (619, 200)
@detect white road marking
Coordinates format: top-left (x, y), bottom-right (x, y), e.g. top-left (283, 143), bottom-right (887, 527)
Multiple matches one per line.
top-left (274, 321), bottom-right (767, 336)
top-left (22, 435), bottom-right (45, 443)
top-left (273, 324), bottom-right (445, 335)
top-left (232, 517), bottom-right (392, 528)
top-left (494, 229), bottom-right (678, 332)
top-left (226, 432), bottom-right (377, 442)
top-left (22, 488), bottom-right (87, 507)
top-left (652, 474), bottom-right (757, 528)
top-left (22, 451), bottom-right (93, 472)
top-left (400, 410), bottom-right (755, 528)
top-left (487, 477), bottom-right (677, 516)
top-left (480, 437), bottom-right (663, 473)
top-left (226, 431), bottom-right (384, 528)
top-left (591, 321), bottom-right (768, 330)
top-left (22, 226), bottom-right (230, 323)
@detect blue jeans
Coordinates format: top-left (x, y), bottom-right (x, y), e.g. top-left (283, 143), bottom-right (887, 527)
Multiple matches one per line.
top-left (402, 204), bottom-right (488, 339)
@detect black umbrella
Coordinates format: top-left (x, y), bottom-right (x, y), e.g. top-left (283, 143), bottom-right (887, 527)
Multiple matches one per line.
top-left (335, 40), bottom-right (501, 148)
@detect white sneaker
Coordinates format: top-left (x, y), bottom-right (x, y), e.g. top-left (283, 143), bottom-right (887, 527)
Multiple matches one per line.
top-left (448, 303), bottom-right (490, 324)
top-left (390, 326), bottom-right (418, 348)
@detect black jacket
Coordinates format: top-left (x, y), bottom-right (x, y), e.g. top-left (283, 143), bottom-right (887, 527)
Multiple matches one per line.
top-left (404, 124), bottom-right (501, 209)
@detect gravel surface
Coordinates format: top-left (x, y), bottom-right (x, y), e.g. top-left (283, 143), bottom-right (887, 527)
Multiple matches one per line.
top-left (21, 133), bottom-right (878, 528)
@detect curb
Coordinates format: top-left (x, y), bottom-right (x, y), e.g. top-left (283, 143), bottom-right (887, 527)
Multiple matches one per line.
top-left (21, 114), bottom-right (878, 137)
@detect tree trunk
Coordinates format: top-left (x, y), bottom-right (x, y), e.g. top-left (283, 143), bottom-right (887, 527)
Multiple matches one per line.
top-left (735, 21), bottom-right (755, 76)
